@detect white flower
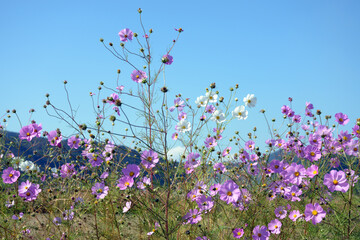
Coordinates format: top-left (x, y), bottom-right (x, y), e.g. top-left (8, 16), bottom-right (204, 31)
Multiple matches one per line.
top-left (243, 94), bottom-right (257, 108)
top-left (19, 160), bottom-right (35, 172)
top-left (176, 119), bottom-right (191, 132)
top-left (123, 201), bottom-right (132, 213)
top-left (11, 157), bottom-right (25, 169)
top-left (195, 95), bottom-right (208, 107)
top-left (211, 110), bottom-right (226, 123)
top-left (232, 105), bottom-right (248, 120)
top-left (205, 91), bottom-right (218, 103)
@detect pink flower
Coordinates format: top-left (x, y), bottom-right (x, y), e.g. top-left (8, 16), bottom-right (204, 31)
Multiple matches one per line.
top-left (19, 125), bottom-right (35, 141)
top-left (323, 170), bottom-right (349, 192)
top-left (2, 167), bottom-right (20, 184)
top-left (141, 150), bottom-right (159, 169)
top-left (252, 225), bottom-right (270, 240)
top-left (60, 163), bottom-right (77, 178)
top-left (204, 137), bottom-right (217, 149)
top-left (335, 112), bottom-right (349, 126)
top-left (91, 182), bottom-right (109, 199)
top-left (130, 70), bottom-right (147, 83)
top-left (304, 203), bottom-right (326, 225)
top-left (118, 28), bottom-right (133, 42)
top-left (183, 209), bottom-right (202, 224)
top-left (213, 163), bottom-right (227, 173)
top-left (162, 54), bottom-right (173, 65)
top-left (117, 176), bottom-right (134, 190)
top-left (232, 228), bottom-right (244, 238)
top-left (47, 130), bottom-right (62, 147)
top-left (306, 165), bottom-right (319, 178)
top-left (268, 219), bottom-right (282, 234)
top-left (219, 180), bottom-right (240, 204)
top-left (274, 206), bottom-right (287, 219)
top-left (289, 210), bottom-right (301, 222)
top-left (122, 164), bottom-right (140, 178)
top-left (67, 136), bottom-right (80, 149)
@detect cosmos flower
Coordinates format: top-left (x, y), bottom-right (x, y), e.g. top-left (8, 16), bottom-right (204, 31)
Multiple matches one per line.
top-left (118, 28), bottom-right (133, 42)
top-left (304, 203), bottom-right (326, 225)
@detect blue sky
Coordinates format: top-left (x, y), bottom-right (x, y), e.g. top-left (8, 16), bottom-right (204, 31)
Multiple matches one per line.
top-left (1, 0), bottom-right (359, 150)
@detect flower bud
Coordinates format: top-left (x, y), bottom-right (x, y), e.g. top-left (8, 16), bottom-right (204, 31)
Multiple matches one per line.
top-left (109, 42), bottom-right (113, 46)
top-left (100, 38), bottom-right (104, 42)
top-left (138, 8), bottom-right (142, 13)
top-left (210, 83), bottom-right (216, 89)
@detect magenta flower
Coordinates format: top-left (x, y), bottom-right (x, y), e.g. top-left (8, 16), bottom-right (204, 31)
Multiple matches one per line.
top-left (196, 195), bottom-right (214, 212)
top-left (47, 130), bottom-right (62, 147)
top-left (67, 136), bottom-right (80, 149)
top-left (31, 123), bottom-right (42, 137)
top-left (117, 176), bottom-right (134, 190)
top-left (323, 170), bottom-right (349, 192)
top-left (289, 210), bottom-right (301, 222)
top-left (183, 209), bottom-right (202, 224)
top-left (162, 54), bottom-right (173, 65)
top-left (130, 70), bottom-right (147, 83)
top-left (268, 219), bottom-right (282, 234)
top-left (122, 164), bottom-right (140, 178)
top-left (186, 152), bottom-right (201, 167)
top-left (274, 206), bottom-right (287, 219)
top-left (87, 153), bottom-right (103, 167)
top-left (252, 225), bottom-right (270, 240)
top-left (19, 125), bottom-right (35, 141)
top-left (172, 132), bottom-right (179, 140)
top-left (141, 150), bottom-right (159, 169)
top-left (18, 180), bottom-right (41, 202)
top-left (118, 28), bottom-right (133, 42)
top-left (232, 228), bottom-right (244, 238)
top-left (222, 147), bottom-right (231, 157)
top-left (209, 183), bottom-right (221, 196)
top-left (284, 163), bottom-right (306, 185)
top-left (335, 112), bottom-right (349, 125)
top-left (60, 163), bottom-right (77, 178)
top-left (304, 203), bottom-right (326, 225)
top-left (219, 180), bottom-right (240, 204)
top-left (169, 97), bottom-right (185, 112)
top-left (91, 182), bottom-right (109, 199)
top-left (305, 145), bottom-right (321, 162)
top-left (204, 137), bottom-right (217, 149)
top-left (213, 162), bottom-right (227, 173)
top-left (245, 140), bottom-right (255, 150)
top-left (306, 165), bottom-right (319, 178)
top-left (2, 167), bottom-right (20, 184)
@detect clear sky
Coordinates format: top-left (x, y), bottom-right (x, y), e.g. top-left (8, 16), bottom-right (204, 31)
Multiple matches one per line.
top-left (1, 0), bottom-right (359, 151)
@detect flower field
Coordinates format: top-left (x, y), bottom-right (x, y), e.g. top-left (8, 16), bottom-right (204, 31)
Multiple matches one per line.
top-left (1, 9), bottom-right (360, 240)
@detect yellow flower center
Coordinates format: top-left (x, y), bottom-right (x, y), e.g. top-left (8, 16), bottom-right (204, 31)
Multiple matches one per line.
top-left (333, 180), bottom-right (338, 185)
top-left (130, 172), bottom-right (134, 177)
top-left (258, 233), bottom-right (262, 237)
top-left (237, 232), bottom-right (242, 236)
top-left (9, 173), bottom-right (13, 177)
top-left (249, 145), bottom-right (252, 148)
top-left (125, 182), bottom-right (129, 186)
top-left (275, 225), bottom-right (278, 229)
top-left (312, 210), bottom-right (318, 216)
top-left (26, 192), bottom-right (30, 196)
top-left (310, 152), bottom-right (315, 157)
top-left (313, 170), bottom-right (318, 175)
top-left (26, 133), bottom-right (30, 136)
top-left (227, 191), bottom-right (232, 196)
top-left (275, 165), bottom-right (279, 169)
top-left (136, 75), bottom-right (139, 78)
top-left (294, 172), bottom-right (300, 177)
top-left (147, 157), bottom-right (153, 162)
top-left (291, 193), bottom-right (296, 196)
top-left (293, 214), bottom-right (297, 218)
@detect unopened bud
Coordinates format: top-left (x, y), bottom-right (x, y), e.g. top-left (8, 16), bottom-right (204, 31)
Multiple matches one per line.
top-left (109, 42), bottom-right (113, 46)
top-left (100, 38), bottom-right (104, 42)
